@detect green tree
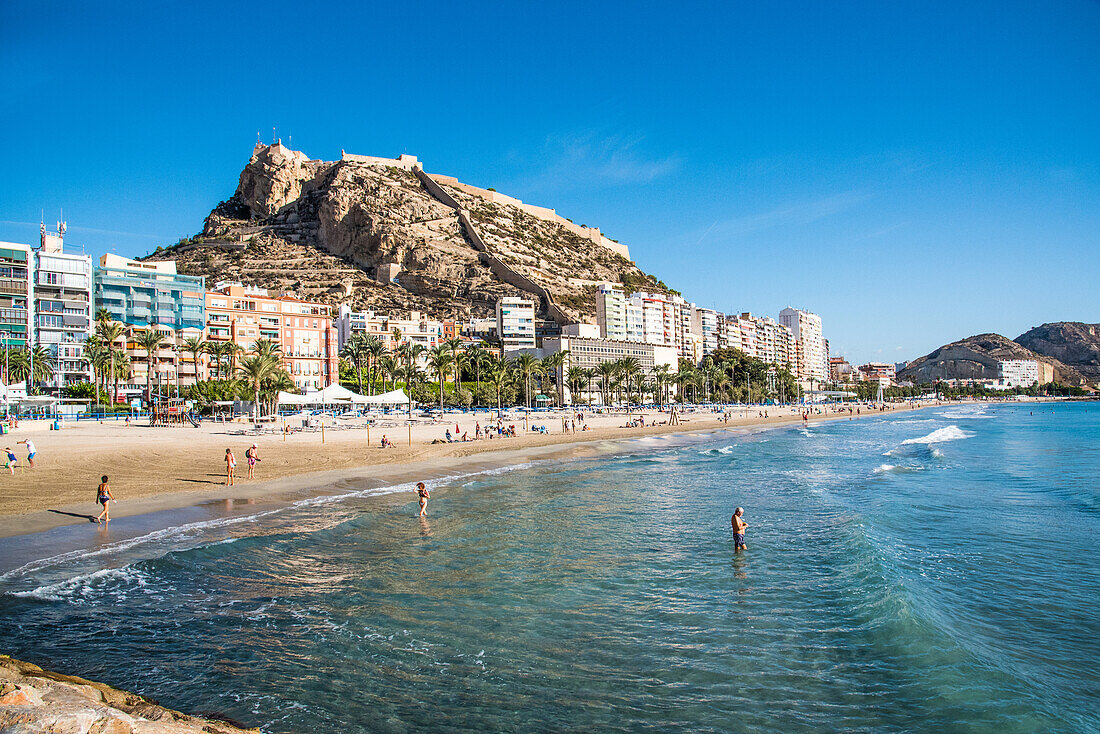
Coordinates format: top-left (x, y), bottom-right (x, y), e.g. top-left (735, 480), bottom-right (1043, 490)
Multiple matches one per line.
top-left (427, 345), bottom-right (455, 413)
top-left (97, 321), bottom-right (127, 404)
top-left (136, 329), bottom-right (166, 402)
top-left (513, 353), bottom-right (543, 409)
top-left (238, 353), bottom-right (282, 422)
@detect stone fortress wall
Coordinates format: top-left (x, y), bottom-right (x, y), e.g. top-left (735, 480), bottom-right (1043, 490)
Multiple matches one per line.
top-left (330, 148), bottom-right (631, 261)
top-left (426, 174), bottom-right (631, 260)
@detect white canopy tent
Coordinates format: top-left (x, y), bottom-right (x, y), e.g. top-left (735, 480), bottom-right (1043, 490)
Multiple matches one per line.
top-left (276, 386), bottom-right (410, 407)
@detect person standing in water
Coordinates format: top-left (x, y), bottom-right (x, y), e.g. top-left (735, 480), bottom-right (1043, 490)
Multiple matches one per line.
top-left (732, 507), bottom-right (748, 550)
top-left (416, 482), bottom-right (430, 517)
top-left (96, 476), bottom-right (113, 524)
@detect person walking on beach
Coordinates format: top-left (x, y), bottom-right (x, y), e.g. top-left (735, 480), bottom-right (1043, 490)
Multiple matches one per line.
top-left (4, 447), bottom-right (17, 475)
top-left (732, 507), bottom-right (747, 551)
top-left (225, 448), bottom-right (236, 486)
top-left (246, 443), bottom-right (260, 479)
top-left (416, 482), bottom-right (430, 517)
top-left (95, 476), bottom-right (113, 524)
top-left (17, 439), bottom-right (36, 468)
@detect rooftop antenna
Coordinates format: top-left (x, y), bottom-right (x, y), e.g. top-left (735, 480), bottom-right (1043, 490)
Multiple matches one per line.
top-left (273, 126), bottom-right (276, 144)
top-left (257, 131), bottom-right (261, 143)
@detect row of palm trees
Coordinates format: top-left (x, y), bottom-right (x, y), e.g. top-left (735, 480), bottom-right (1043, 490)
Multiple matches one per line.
top-left (343, 334), bottom-right (796, 411)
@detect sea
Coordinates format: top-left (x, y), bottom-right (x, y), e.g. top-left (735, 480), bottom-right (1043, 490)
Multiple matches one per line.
top-left (1, 402), bottom-right (1097, 733)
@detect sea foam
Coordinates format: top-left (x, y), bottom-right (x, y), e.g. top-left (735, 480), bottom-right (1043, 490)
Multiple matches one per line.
top-left (901, 425), bottom-right (973, 445)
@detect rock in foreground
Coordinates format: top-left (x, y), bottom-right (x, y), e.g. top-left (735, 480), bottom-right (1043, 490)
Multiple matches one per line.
top-left (0, 654), bottom-right (255, 733)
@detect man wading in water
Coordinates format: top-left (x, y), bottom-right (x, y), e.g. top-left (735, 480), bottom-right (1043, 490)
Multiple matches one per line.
top-left (732, 507), bottom-right (747, 550)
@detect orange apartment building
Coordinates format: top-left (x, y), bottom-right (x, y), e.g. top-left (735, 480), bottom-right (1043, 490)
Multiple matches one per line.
top-left (205, 284), bottom-right (338, 391)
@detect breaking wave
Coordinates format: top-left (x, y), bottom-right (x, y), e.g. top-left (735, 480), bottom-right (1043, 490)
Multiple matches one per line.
top-left (901, 425), bottom-right (973, 445)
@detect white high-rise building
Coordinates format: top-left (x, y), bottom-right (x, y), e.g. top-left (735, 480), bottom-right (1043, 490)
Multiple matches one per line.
top-left (999, 359), bottom-right (1039, 388)
top-left (35, 223), bottom-right (93, 392)
top-left (496, 296), bottom-right (536, 352)
top-left (779, 307), bottom-right (828, 382)
top-left (596, 283), bottom-right (627, 341)
top-left (694, 307), bottom-right (720, 355)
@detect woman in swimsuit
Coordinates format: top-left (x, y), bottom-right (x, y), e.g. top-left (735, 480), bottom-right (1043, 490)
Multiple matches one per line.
top-left (96, 476), bottom-right (113, 524)
top-left (416, 482), bottom-right (430, 517)
top-left (225, 448), bottom-right (236, 486)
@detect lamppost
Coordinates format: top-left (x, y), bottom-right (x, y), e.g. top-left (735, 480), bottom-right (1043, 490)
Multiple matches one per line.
top-left (0, 331), bottom-right (8, 417)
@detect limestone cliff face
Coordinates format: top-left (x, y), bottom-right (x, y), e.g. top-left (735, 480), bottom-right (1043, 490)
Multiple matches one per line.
top-left (147, 144), bottom-right (670, 322)
top-left (897, 333), bottom-right (1085, 385)
top-left (1016, 322), bottom-right (1100, 384)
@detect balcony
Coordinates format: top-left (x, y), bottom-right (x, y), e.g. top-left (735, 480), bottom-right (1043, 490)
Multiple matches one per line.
top-left (0, 278), bottom-right (28, 296)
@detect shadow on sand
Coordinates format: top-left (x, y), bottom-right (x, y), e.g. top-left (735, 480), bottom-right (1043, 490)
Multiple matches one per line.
top-left (48, 509), bottom-right (100, 523)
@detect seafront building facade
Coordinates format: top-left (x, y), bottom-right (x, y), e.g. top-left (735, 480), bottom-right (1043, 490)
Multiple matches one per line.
top-left (540, 335), bottom-right (678, 404)
top-left (0, 242), bottom-right (33, 356)
top-left (34, 228), bottom-right (93, 390)
top-left (93, 255), bottom-right (207, 393)
top-left (779, 307), bottom-right (829, 383)
top-left (998, 359), bottom-right (1040, 388)
top-left (857, 362), bottom-right (896, 387)
top-left (335, 305), bottom-right (443, 354)
top-left (497, 296), bottom-right (536, 352)
top-left (206, 284), bottom-right (338, 392)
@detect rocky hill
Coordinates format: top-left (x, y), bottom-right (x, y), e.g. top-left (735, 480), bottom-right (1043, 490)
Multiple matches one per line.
top-left (897, 333), bottom-right (1087, 385)
top-left (143, 143), bottom-right (672, 323)
top-left (1015, 322), bottom-right (1100, 384)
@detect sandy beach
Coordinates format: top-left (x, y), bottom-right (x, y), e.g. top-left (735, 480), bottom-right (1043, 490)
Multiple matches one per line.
top-left (0, 402), bottom-right (939, 539)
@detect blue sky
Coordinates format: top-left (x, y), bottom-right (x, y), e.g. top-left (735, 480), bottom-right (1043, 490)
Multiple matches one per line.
top-left (1, 1), bottom-right (1097, 363)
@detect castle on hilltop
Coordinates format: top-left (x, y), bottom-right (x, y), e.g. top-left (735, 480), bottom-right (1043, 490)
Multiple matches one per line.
top-left (257, 141), bottom-right (630, 261)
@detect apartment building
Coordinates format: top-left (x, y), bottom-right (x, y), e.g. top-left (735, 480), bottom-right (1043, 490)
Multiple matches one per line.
top-left (335, 305), bottom-right (442, 353)
top-left (999, 359), bottom-right (1040, 388)
top-left (496, 296), bottom-right (536, 352)
top-left (206, 283), bottom-right (337, 391)
top-left (93, 255), bottom-right (207, 391)
top-left (779, 307), bottom-right (828, 383)
top-left (858, 362), bottom-right (896, 386)
top-left (34, 228), bottom-right (93, 390)
top-left (541, 335), bottom-right (678, 404)
top-left (0, 242), bottom-right (33, 358)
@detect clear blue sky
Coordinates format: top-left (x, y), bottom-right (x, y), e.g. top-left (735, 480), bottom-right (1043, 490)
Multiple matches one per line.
top-left (2, 1), bottom-right (1097, 364)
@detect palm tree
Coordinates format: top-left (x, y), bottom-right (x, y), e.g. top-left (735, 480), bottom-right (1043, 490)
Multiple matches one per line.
top-left (379, 354), bottom-right (397, 393)
top-left (136, 329), bottom-right (166, 403)
top-left (652, 364), bottom-right (671, 408)
top-left (97, 321), bottom-right (126, 404)
top-left (182, 336), bottom-right (206, 383)
top-left (541, 350), bottom-right (569, 406)
top-left (513, 353), bottom-right (542, 409)
top-left (341, 332), bottom-right (367, 393)
top-left (486, 356), bottom-right (512, 417)
top-left (238, 353), bottom-right (281, 422)
top-left (8, 346), bottom-right (55, 386)
top-left (595, 361), bottom-right (617, 406)
top-left (82, 336), bottom-right (107, 403)
top-left (618, 357), bottom-right (642, 405)
top-left (567, 366), bottom-right (587, 405)
top-left (95, 308), bottom-right (112, 330)
top-left (442, 337), bottom-right (465, 386)
top-left (465, 342), bottom-right (491, 405)
top-left (427, 345), bottom-right (455, 413)
top-left (252, 337), bottom-right (282, 360)
top-left (363, 335), bottom-right (386, 395)
top-left (225, 342), bottom-right (244, 375)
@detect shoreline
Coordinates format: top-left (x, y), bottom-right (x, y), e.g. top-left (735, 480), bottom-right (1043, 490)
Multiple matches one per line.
top-left (0, 402), bottom-right (944, 548)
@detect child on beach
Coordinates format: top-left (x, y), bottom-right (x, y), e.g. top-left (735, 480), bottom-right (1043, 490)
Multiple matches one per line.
top-left (96, 476), bottom-right (113, 524)
top-left (416, 482), bottom-right (430, 517)
top-left (4, 447), bottom-right (17, 475)
top-left (246, 443), bottom-right (259, 479)
top-left (225, 448), bottom-right (236, 485)
top-left (732, 507), bottom-right (748, 551)
top-left (17, 439), bottom-right (36, 468)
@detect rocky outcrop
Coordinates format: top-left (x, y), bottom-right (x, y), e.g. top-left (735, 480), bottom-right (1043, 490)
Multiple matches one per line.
top-left (897, 333), bottom-right (1085, 385)
top-left (1016, 322), bottom-right (1100, 385)
top-left (0, 654), bottom-right (254, 733)
top-left (145, 144), bottom-right (672, 323)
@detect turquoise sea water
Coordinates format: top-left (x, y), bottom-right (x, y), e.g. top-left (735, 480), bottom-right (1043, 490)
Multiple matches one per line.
top-left (1, 403), bottom-right (1098, 732)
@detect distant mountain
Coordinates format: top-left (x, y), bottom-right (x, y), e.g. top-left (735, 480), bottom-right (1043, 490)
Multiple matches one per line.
top-left (143, 143), bottom-right (672, 323)
top-left (1015, 322), bottom-right (1100, 385)
top-left (897, 333), bottom-right (1087, 386)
